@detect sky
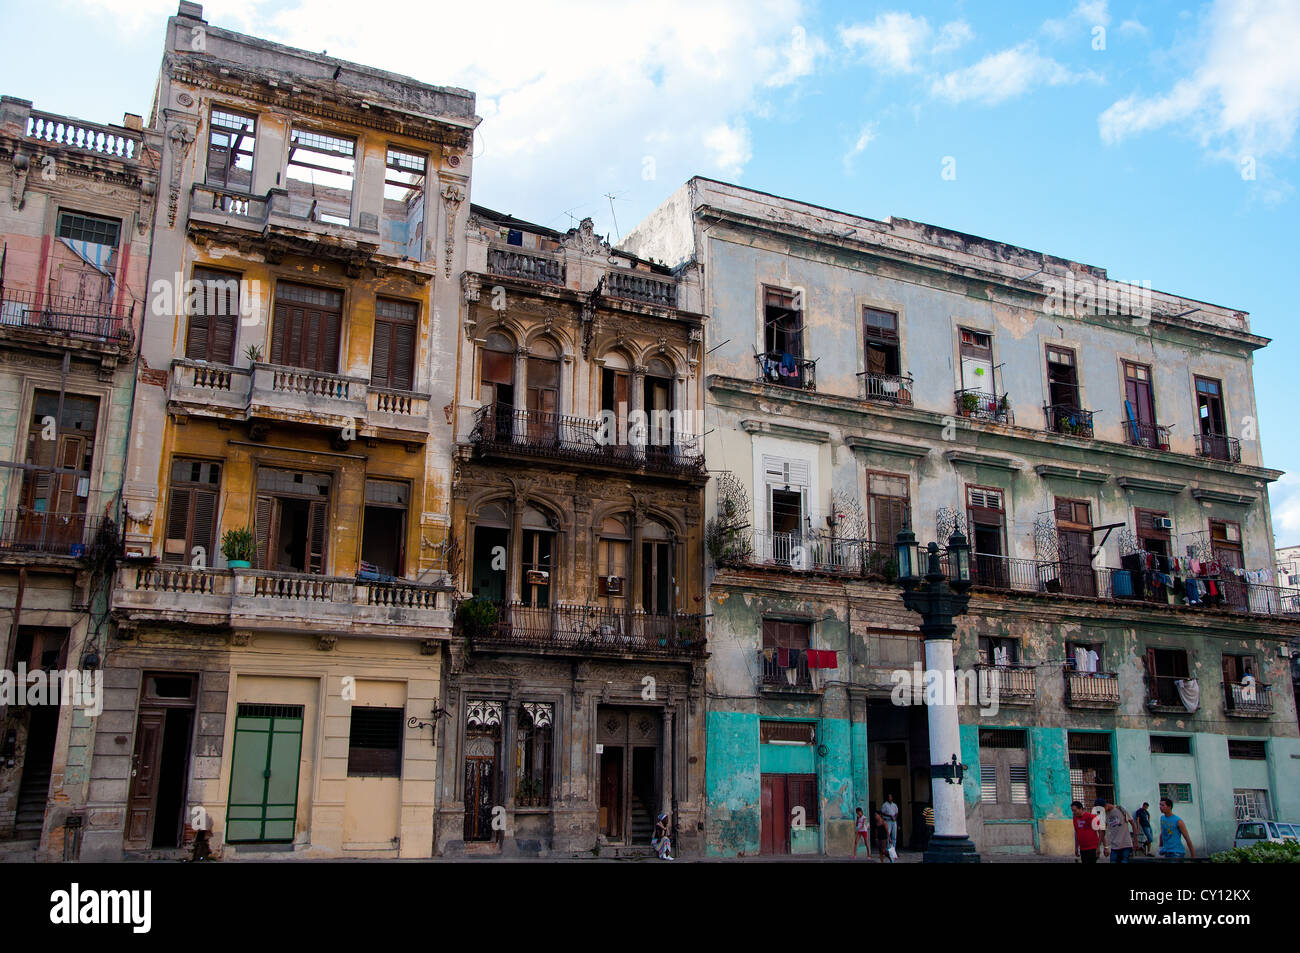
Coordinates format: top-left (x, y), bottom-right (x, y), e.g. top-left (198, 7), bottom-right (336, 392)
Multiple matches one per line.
top-left (3, 0), bottom-right (1297, 546)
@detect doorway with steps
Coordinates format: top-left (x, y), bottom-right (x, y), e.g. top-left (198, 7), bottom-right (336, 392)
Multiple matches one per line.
top-left (596, 706), bottom-right (661, 849)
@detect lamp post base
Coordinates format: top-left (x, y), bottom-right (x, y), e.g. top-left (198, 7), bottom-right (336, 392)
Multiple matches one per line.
top-left (923, 835), bottom-right (981, 863)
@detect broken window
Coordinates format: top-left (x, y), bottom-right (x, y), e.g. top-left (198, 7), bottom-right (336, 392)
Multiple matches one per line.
top-left (286, 127), bottom-right (356, 226)
top-left (371, 298), bottom-right (417, 391)
top-left (360, 478), bottom-right (408, 579)
top-left (1145, 647), bottom-right (1190, 707)
top-left (163, 458), bottom-right (221, 567)
top-left (254, 468), bottom-right (331, 574)
top-left (382, 147), bottom-right (426, 258)
top-left (51, 211), bottom-right (119, 314)
top-left (205, 108), bottom-right (256, 194)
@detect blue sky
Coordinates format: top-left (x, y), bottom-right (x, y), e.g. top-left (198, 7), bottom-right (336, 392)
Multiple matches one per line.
top-left (3, 0), bottom-right (1297, 546)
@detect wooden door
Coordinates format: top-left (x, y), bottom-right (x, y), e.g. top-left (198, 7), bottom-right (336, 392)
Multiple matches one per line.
top-left (599, 746), bottom-right (624, 838)
top-left (463, 758), bottom-right (495, 841)
top-left (226, 704), bottom-right (304, 843)
top-left (125, 710), bottom-right (166, 846)
top-left (761, 774), bottom-right (789, 855)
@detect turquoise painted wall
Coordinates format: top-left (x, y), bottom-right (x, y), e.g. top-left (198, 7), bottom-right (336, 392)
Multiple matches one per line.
top-left (1028, 726), bottom-right (1072, 821)
top-left (1268, 737), bottom-right (1300, 821)
top-left (960, 723), bottom-right (981, 808)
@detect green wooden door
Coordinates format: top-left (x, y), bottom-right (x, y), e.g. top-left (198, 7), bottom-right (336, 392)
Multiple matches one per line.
top-left (226, 703), bottom-right (304, 843)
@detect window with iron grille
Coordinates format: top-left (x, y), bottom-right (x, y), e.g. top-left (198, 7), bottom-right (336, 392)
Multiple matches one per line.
top-left (1159, 782), bottom-right (1192, 804)
top-left (978, 729), bottom-right (1029, 806)
top-left (347, 707), bottom-right (404, 777)
top-left (761, 721), bottom-right (815, 745)
top-left (1228, 739), bottom-right (1266, 760)
top-left (1068, 731), bottom-right (1114, 806)
top-left (1234, 788), bottom-right (1271, 820)
top-left (1149, 735), bottom-right (1192, 755)
top-left (57, 210), bottom-right (120, 247)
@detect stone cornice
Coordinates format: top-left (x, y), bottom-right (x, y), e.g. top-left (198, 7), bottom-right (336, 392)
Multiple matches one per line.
top-left (1190, 488), bottom-right (1257, 506)
top-left (847, 436), bottom-right (930, 459)
top-left (1035, 464), bottom-right (1110, 484)
top-left (945, 450), bottom-right (1023, 471)
top-left (740, 419), bottom-right (831, 443)
top-left (1116, 476), bottom-right (1187, 495)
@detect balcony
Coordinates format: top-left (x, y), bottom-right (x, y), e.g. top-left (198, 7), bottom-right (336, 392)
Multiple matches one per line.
top-left (758, 649), bottom-right (816, 691)
top-left (756, 352), bottom-right (816, 390)
top-left (0, 286), bottom-right (133, 353)
top-left (27, 110), bottom-right (140, 159)
top-left (247, 362), bottom-right (368, 429)
top-left (486, 246), bottom-right (565, 286)
top-left (1124, 420), bottom-right (1171, 451)
top-left (1196, 432), bottom-right (1241, 463)
top-left (606, 269), bottom-right (677, 308)
top-left (954, 389), bottom-right (1012, 424)
top-left (1064, 669), bottom-right (1120, 708)
top-left (1044, 404), bottom-right (1095, 438)
top-left (1223, 681), bottom-right (1273, 718)
top-left (464, 602), bottom-right (704, 659)
top-left (862, 371), bottom-right (914, 406)
top-left (114, 566), bottom-right (452, 639)
top-left (0, 509), bottom-right (108, 561)
top-left (472, 404), bottom-right (704, 478)
top-left (170, 359), bottom-right (251, 417)
top-left (1145, 674), bottom-right (1191, 713)
top-left (975, 663), bottom-right (1037, 705)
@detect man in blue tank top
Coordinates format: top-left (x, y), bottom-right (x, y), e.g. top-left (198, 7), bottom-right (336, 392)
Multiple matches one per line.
top-left (1157, 797), bottom-right (1195, 858)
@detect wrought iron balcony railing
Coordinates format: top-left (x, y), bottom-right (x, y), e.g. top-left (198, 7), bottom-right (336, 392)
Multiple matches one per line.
top-left (862, 371), bottom-right (914, 405)
top-left (0, 509), bottom-right (106, 558)
top-left (472, 404), bottom-right (703, 476)
top-left (1196, 432), bottom-right (1241, 463)
top-left (975, 663), bottom-right (1037, 703)
top-left (1223, 680), bottom-right (1272, 717)
top-left (1044, 403), bottom-right (1095, 438)
top-left (0, 287), bottom-right (132, 344)
top-left (758, 649), bottom-right (815, 689)
top-left (756, 352), bottom-right (816, 390)
top-left (1124, 420), bottom-right (1171, 451)
top-left (954, 388), bottom-right (1012, 424)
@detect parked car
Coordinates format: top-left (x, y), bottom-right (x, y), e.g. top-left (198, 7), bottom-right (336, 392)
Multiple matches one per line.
top-left (1234, 819), bottom-right (1299, 848)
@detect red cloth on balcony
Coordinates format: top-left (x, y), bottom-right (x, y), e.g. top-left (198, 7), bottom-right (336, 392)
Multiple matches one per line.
top-left (776, 647), bottom-right (791, 667)
top-left (806, 649), bottom-right (838, 669)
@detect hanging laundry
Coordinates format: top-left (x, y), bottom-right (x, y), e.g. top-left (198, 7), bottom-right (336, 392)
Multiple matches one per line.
top-left (776, 646), bottom-right (791, 668)
top-left (779, 352), bottom-right (798, 377)
top-left (1112, 571), bottom-right (1134, 598)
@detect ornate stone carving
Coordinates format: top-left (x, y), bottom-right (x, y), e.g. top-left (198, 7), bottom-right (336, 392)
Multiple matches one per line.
top-left (10, 151), bottom-right (29, 211)
top-left (441, 183), bottom-right (466, 279)
top-left (166, 122), bottom-right (195, 228)
top-left (316, 634), bottom-right (337, 652)
top-left (522, 701), bottom-right (553, 728)
top-left (230, 631), bottom-right (252, 647)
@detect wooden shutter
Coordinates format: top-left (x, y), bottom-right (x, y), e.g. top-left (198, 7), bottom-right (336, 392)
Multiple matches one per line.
top-left (186, 306), bottom-right (212, 361)
top-left (212, 309), bottom-right (236, 364)
top-left (307, 500), bottom-right (328, 574)
top-left (191, 489), bottom-right (217, 566)
top-left (164, 486), bottom-right (193, 564)
top-left (372, 322), bottom-right (392, 386)
top-left (321, 311), bottom-right (341, 374)
top-left (254, 495), bottom-right (274, 569)
top-left (1222, 655), bottom-right (1238, 686)
top-left (270, 303), bottom-right (288, 365)
top-left (762, 455), bottom-right (810, 488)
top-left (392, 322), bottom-right (414, 390)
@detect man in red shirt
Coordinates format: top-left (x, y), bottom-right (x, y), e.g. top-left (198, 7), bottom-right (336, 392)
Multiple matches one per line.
top-left (1072, 800), bottom-right (1101, 863)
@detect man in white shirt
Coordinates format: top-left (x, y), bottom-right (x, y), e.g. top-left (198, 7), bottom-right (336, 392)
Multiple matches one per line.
top-left (880, 794), bottom-right (900, 853)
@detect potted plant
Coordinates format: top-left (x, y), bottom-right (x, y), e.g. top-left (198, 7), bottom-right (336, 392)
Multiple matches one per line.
top-left (456, 597), bottom-right (499, 638)
top-left (960, 392), bottom-right (980, 416)
top-left (245, 343), bottom-right (264, 364)
top-left (221, 527), bottom-right (256, 568)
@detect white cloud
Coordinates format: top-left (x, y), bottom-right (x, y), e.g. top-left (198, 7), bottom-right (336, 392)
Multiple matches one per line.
top-left (1098, 0), bottom-right (1300, 161)
top-left (840, 12), bottom-right (930, 73)
top-left (78, 0), bottom-right (819, 234)
top-left (1119, 19), bottom-right (1149, 37)
top-left (842, 122), bottom-right (877, 171)
top-left (932, 20), bottom-right (974, 55)
top-left (1271, 473), bottom-right (1300, 547)
top-left (1044, 0), bottom-right (1111, 40)
top-left (931, 44), bottom-right (1098, 105)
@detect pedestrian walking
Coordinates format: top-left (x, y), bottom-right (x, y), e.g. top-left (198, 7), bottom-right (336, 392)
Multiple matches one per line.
top-left (881, 793), bottom-right (900, 854)
top-left (1157, 798), bottom-right (1195, 859)
top-left (1103, 798), bottom-right (1137, 863)
top-left (854, 807), bottom-right (871, 858)
top-left (1071, 800), bottom-right (1101, 863)
top-left (1134, 802), bottom-right (1154, 856)
top-left (872, 810), bottom-right (891, 862)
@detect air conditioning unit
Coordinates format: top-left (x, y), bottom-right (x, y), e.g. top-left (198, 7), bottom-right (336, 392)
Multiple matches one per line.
top-left (1154, 517), bottom-right (1174, 530)
top-left (599, 575), bottom-right (623, 596)
top-left (526, 569), bottom-right (549, 585)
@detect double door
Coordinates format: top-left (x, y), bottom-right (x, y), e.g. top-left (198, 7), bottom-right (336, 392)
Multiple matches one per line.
top-left (597, 707), bottom-right (661, 844)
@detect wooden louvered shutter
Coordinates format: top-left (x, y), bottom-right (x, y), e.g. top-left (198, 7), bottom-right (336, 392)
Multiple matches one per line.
top-left (304, 309), bottom-right (321, 370)
top-left (212, 309), bottom-right (236, 364)
top-left (372, 322), bottom-right (392, 386)
top-left (322, 310), bottom-right (341, 373)
top-left (307, 500), bottom-right (328, 574)
top-left (270, 304), bottom-right (288, 365)
top-left (163, 487), bottom-right (192, 565)
top-left (393, 322), bottom-right (414, 390)
top-left (254, 495), bottom-right (274, 569)
top-left (186, 306), bottom-right (211, 360)
top-left (191, 488), bottom-right (217, 567)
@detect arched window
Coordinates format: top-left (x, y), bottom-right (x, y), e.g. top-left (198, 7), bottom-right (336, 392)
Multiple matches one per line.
top-left (645, 357), bottom-right (675, 449)
top-left (470, 501), bottom-right (510, 602)
top-left (521, 505), bottom-right (555, 608)
top-left (515, 703), bottom-right (553, 807)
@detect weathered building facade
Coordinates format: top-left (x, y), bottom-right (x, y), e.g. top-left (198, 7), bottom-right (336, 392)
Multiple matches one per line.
top-left (83, 4), bottom-right (476, 859)
top-left (438, 208), bottom-right (708, 856)
top-left (623, 178), bottom-right (1300, 857)
top-left (0, 96), bottom-right (158, 858)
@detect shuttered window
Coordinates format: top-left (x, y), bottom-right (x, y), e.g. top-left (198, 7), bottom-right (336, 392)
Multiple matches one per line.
top-left (869, 473), bottom-right (910, 543)
top-left (270, 283), bottom-right (343, 373)
top-left (371, 297), bottom-right (417, 390)
top-left (163, 459), bottom-right (221, 566)
top-left (347, 707), bottom-right (404, 777)
top-left (762, 454), bottom-right (810, 488)
top-left (185, 267), bottom-right (239, 364)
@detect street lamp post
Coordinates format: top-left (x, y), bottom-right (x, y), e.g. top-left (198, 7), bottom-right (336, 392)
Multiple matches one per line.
top-left (895, 528), bottom-right (981, 863)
